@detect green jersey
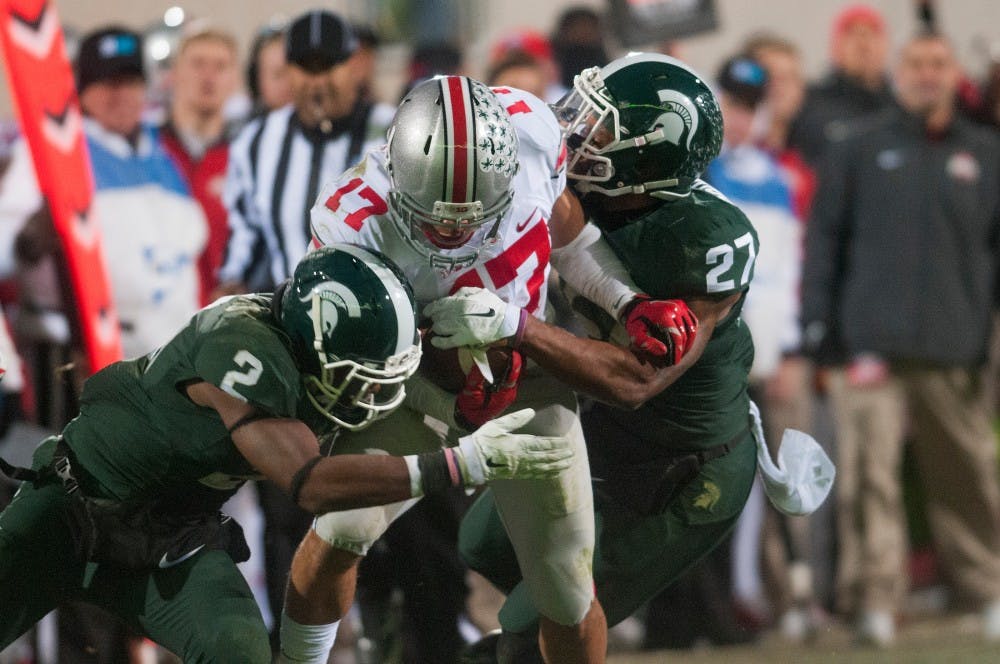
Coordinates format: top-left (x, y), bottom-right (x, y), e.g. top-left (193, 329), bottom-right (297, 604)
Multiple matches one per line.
top-left (62, 295), bottom-right (334, 511)
top-left (570, 183), bottom-right (758, 455)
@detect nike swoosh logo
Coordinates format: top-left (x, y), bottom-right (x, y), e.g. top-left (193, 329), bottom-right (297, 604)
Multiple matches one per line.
top-left (158, 544), bottom-right (206, 569)
top-left (469, 308), bottom-right (496, 318)
top-left (515, 214), bottom-right (534, 232)
top-left (485, 457), bottom-right (507, 468)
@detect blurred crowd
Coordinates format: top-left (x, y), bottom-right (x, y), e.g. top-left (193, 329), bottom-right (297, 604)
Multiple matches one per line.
top-left (2, 2), bottom-right (1000, 662)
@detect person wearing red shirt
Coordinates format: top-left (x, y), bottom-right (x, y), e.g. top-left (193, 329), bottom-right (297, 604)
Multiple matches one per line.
top-left (159, 28), bottom-right (240, 304)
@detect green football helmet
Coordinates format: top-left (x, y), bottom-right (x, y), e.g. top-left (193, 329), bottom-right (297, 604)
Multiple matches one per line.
top-left (280, 244), bottom-right (421, 430)
top-left (552, 52), bottom-right (723, 199)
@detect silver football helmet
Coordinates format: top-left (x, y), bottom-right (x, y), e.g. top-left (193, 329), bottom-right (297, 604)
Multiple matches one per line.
top-left (386, 76), bottom-right (518, 270)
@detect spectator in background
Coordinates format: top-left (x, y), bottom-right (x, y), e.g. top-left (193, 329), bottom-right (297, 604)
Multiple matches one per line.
top-left (789, 4), bottom-right (893, 166)
top-left (976, 60), bottom-right (1000, 129)
top-left (488, 29), bottom-right (563, 102)
top-left (400, 42), bottom-right (464, 99)
top-left (703, 54), bottom-right (802, 639)
top-left (745, 34), bottom-right (816, 220)
top-left (7, 26), bottom-right (206, 362)
top-left (235, 24), bottom-right (291, 297)
top-left (744, 32), bottom-right (825, 641)
top-left (486, 51), bottom-right (550, 102)
top-left (215, 9), bottom-right (392, 296)
top-left (245, 25), bottom-right (292, 117)
top-left (801, 31), bottom-right (1000, 647)
top-left (550, 6), bottom-right (609, 90)
top-left (160, 27), bottom-right (240, 304)
top-left (351, 24), bottom-right (380, 104)
top-left (72, 27), bottom-right (206, 359)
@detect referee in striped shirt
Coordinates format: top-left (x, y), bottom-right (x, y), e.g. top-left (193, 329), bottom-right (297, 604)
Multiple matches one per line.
top-left (215, 9), bottom-right (394, 295)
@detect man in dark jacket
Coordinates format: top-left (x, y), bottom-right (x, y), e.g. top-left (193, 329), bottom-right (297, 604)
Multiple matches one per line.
top-left (789, 4), bottom-right (893, 166)
top-left (801, 31), bottom-right (1000, 647)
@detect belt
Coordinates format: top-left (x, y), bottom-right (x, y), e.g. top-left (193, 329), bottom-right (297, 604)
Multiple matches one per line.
top-left (0, 436), bottom-right (79, 493)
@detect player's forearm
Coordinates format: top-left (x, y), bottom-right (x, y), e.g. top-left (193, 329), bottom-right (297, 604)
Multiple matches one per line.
top-left (550, 222), bottom-right (640, 319)
top-left (296, 455), bottom-right (413, 514)
top-left (518, 314), bottom-right (711, 409)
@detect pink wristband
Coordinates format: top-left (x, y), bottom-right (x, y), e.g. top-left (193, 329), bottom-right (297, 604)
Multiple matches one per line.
top-left (512, 308), bottom-right (528, 349)
top-left (443, 447), bottom-right (463, 486)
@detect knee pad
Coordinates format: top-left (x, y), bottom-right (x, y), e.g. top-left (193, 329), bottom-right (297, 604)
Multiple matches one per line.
top-left (312, 498), bottom-right (419, 556)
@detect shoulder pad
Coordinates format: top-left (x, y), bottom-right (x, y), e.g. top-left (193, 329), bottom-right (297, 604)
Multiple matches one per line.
top-left (491, 86), bottom-right (563, 170)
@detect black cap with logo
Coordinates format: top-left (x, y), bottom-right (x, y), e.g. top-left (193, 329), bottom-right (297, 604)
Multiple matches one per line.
top-left (716, 55), bottom-right (768, 109)
top-left (75, 27), bottom-right (145, 93)
top-left (286, 10), bottom-right (358, 73)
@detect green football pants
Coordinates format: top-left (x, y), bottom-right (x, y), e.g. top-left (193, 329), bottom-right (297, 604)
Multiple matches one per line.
top-left (0, 440), bottom-right (270, 663)
top-left (460, 428), bottom-right (757, 631)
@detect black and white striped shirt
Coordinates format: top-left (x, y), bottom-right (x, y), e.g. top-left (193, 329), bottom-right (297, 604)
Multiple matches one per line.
top-left (219, 101), bottom-right (394, 287)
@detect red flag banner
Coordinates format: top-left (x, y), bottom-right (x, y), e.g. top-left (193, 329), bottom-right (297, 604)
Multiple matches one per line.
top-left (0, 0), bottom-right (122, 371)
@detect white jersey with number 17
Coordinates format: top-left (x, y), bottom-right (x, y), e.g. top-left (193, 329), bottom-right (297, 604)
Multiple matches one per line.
top-left (310, 86), bottom-right (566, 319)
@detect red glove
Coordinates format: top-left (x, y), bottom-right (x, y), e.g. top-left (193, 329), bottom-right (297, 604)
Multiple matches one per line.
top-left (454, 349), bottom-right (523, 431)
top-left (622, 296), bottom-right (698, 365)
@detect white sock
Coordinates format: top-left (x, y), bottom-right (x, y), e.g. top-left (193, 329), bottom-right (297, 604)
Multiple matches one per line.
top-left (278, 612), bottom-right (340, 664)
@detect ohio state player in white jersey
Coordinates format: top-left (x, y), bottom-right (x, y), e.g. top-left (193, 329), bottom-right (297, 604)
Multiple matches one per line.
top-left (311, 85), bottom-right (562, 317)
top-left (280, 77), bottom-right (696, 664)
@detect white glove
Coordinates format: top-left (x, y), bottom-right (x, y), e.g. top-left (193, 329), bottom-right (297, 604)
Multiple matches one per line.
top-left (424, 287), bottom-right (523, 349)
top-left (454, 408), bottom-right (573, 485)
top-left (749, 401), bottom-right (835, 516)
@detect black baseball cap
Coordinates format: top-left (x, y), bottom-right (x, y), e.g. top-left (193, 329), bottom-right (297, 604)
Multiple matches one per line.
top-left (286, 10), bottom-right (358, 73)
top-left (716, 55), bottom-right (768, 109)
top-left (76, 27), bottom-right (145, 92)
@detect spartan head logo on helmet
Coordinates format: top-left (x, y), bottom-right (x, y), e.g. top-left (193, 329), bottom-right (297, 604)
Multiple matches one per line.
top-left (653, 89), bottom-right (699, 150)
top-left (301, 280), bottom-right (362, 342)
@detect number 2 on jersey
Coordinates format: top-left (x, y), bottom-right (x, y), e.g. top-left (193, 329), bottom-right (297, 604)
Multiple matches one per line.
top-left (221, 350), bottom-right (263, 401)
top-left (324, 177), bottom-right (388, 231)
top-left (705, 232), bottom-right (756, 293)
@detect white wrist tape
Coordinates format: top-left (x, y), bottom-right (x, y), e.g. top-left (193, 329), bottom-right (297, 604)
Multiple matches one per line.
top-left (550, 222), bottom-right (641, 320)
top-left (403, 454), bottom-right (424, 497)
top-left (456, 435), bottom-right (485, 486)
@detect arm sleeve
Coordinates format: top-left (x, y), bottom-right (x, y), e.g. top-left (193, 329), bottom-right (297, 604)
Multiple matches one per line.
top-left (550, 221), bottom-right (641, 320)
top-left (217, 128), bottom-right (263, 285)
top-left (402, 371), bottom-right (460, 430)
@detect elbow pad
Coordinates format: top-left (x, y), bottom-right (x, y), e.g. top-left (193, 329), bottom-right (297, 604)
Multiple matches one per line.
top-left (550, 222), bottom-right (640, 320)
